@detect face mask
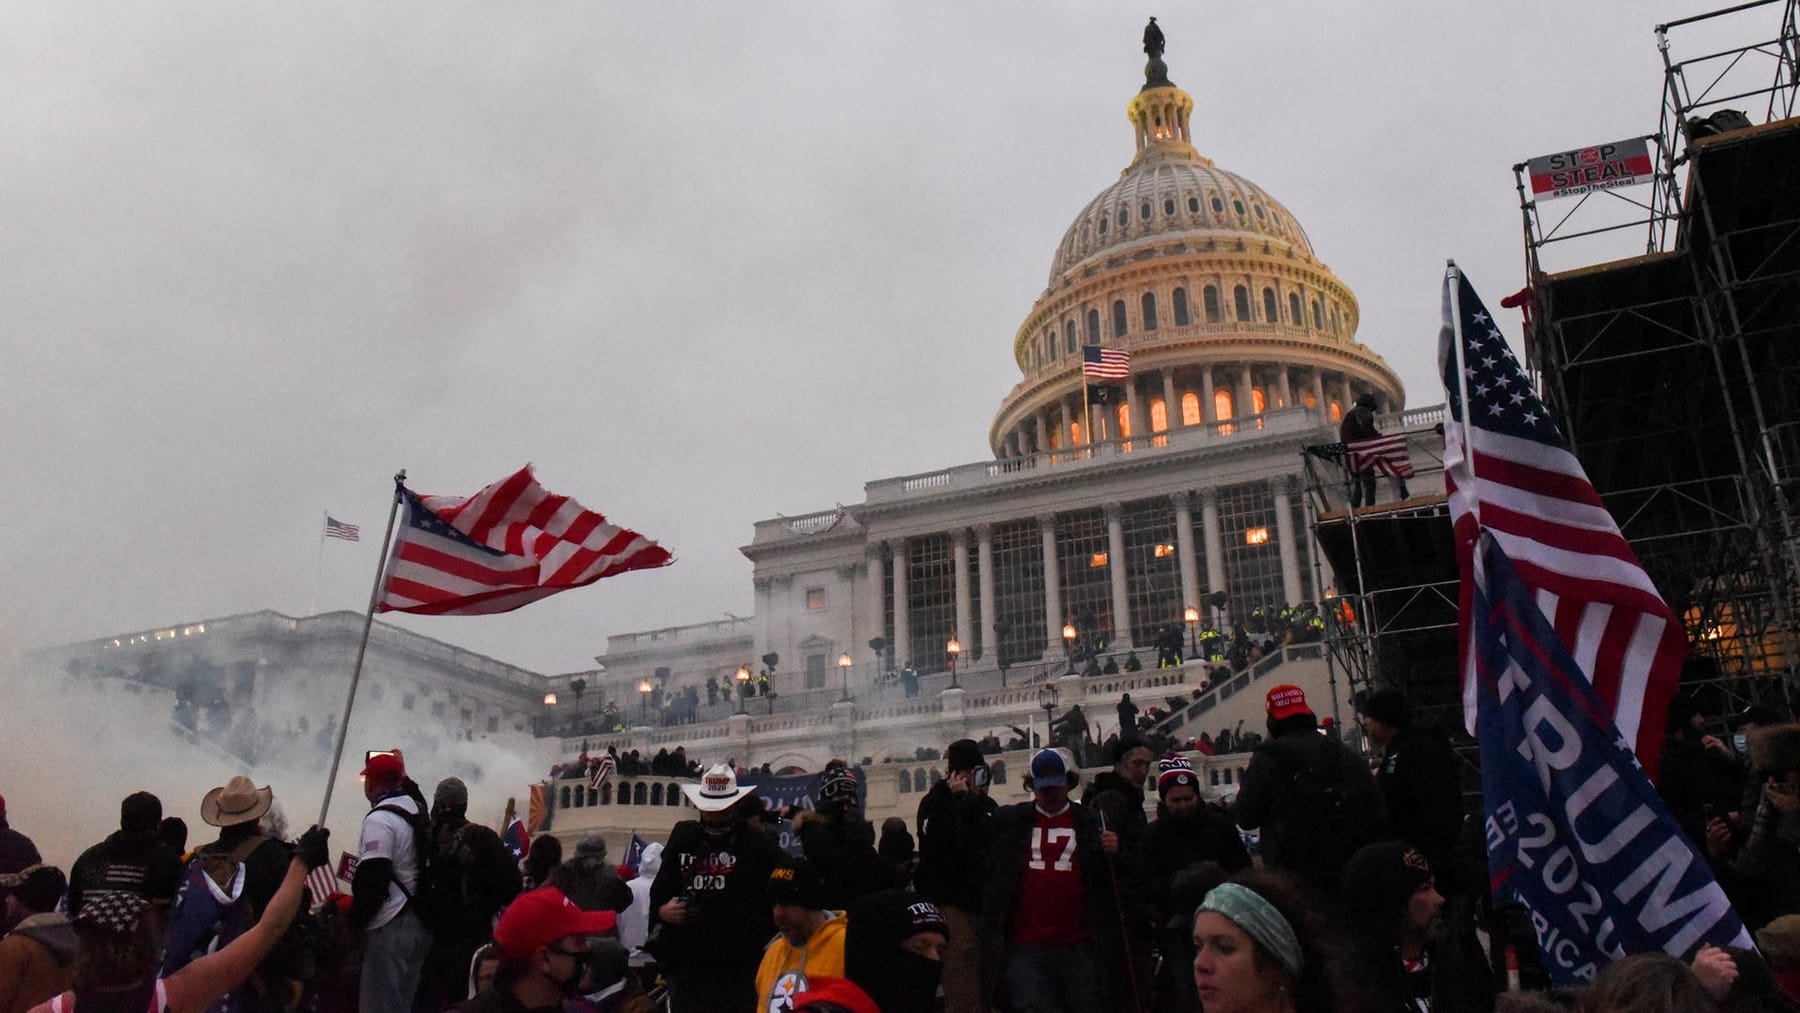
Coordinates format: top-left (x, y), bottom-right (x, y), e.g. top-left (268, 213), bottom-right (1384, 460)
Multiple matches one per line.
top-left (557, 953), bottom-right (593, 997)
top-left (1735, 733), bottom-right (1750, 754)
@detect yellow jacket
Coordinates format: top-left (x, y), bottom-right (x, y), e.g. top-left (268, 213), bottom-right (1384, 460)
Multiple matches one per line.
top-left (753, 912), bottom-right (847, 1012)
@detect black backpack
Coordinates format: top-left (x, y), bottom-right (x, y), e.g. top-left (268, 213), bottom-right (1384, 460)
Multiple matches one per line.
top-left (371, 804), bottom-right (439, 921)
top-left (1277, 750), bottom-right (1369, 884)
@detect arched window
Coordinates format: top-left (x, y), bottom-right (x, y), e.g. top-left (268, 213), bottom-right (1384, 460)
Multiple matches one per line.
top-left (1139, 202), bottom-right (1151, 221)
top-left (1188, 196), bottom-right (1199, 213)
top-left (1141, 292), bottom-right (1158, 331)
top-left (1203, 286), bottom-right (1222, 323)
top-left (1117, 209), bottom-right (1128, 228)
top-left (1233, 199), bottom-right (1246, 216)
top-left (1234, 286), bottom-right (1251, 322)
top-left (1329, 400), bottom-right (1343, 421)
top-left (617, 783), bottom-right (631, 806)
top-left (1163, 198), bottom-right (1175, 216)
top-left (1099, 217), bottom-right (1108, 236)
top-left (914, 768), bottom-right (927, 789)
top-left (1086, 309), bottom-right (1101, 344)
top-left (1116, 403), bottom-right (1131, 437)
top-left (1150, 397), bottom-right (1168, 432)
top-left (633, 782), bottom-right (648, 805)
top-left (1263, 288), bottom-right (1278, 323)
top-left (588, 787), bottom-right (599, 806)
top-left (1303, 389), bottom-right (1318, 409)
top-left (1215, 389), bottom-right (1235, 420)
top-left (1289, 293), bottom-right (1303, 325)
top-left (1251, 388), bottom-right (1267, 414)
top-left (1313, 300), bottom-right (1324, 329)
top-left (1211, 196), bottom-right (1224, 213)
top-left (1071, 421), bottom-right (1084, 445)
top-left (559, 786), bottom-right (571, 808)
top-left (899, 769), bottom-right (912, 792)
top-left (669, 784), bottom-right (682, 806)
top-left (1173, 288), bottom-right (1191, 326)
top-left (601, 782), bottom-right (612, 804)
top-left (1065, 320), bottom-right (1077, 354)
top-left (650, 783), bottom-right (663, 806)
top-left (1181, 392), bottom-right (1202, 426)
top-left (572, 787), bottom-right (584, 808)
top-left (1112, 300), bottom-right (1128, 338)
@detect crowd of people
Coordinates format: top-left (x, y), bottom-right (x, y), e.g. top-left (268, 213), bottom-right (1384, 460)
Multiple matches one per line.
top-left (11, 679), bottom-right (1800, 1012)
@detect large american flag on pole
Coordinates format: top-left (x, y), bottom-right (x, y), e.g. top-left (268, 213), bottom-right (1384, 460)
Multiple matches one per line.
top-left (1347, 434), bottom-right (1415, 478)
top-left (1081, 345), bottom-right (1131, 380)
top-left (377, 467), bottom-right (673, 616)
top-left (1441, 265), bottom-right (1685, 779)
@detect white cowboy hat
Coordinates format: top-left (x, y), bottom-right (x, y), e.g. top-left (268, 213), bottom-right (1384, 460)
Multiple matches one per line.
top-left (681, 764), bottom-right (754, 813)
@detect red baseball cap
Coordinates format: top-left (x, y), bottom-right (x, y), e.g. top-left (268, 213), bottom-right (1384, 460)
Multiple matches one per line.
top-left (360, 752), bottom-right (405, 781)
top-left (792, 978), bottom-right (881, 1013)
top-left (1266, 684), bottom-right (1312, 721)
top-left (493, 887), bottom-right (617, 959)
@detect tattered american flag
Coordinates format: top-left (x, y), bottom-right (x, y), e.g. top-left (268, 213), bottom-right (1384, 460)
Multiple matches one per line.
top-left (1081, 345), bottom-right (1131, 380)
top-left (377, 467), bottom-right (673, 616)
top-left (1441, 266), bottom-right (1684, 779)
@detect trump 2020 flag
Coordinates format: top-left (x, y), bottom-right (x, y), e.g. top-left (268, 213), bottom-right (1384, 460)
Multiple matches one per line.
top-left (1473, 531), bottom-right (1748, 982)
top-left (378, 466), bottom-right (672, 616)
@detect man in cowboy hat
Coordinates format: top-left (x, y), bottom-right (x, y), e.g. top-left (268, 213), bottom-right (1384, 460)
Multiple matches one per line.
top-left (165, 775), bottom-right (306, 1012)
top-left (649, 763), bottom-right (786, 1013)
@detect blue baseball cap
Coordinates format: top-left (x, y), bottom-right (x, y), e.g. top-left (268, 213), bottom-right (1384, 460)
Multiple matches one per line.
top-left (1030, 748), bottom-right (1070, 788)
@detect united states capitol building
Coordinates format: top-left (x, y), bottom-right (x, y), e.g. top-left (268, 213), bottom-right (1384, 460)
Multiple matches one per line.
top-left (35, 30), bottom-right (1441, 841)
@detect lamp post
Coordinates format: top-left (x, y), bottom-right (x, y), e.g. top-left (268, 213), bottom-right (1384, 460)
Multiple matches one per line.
top-left (1183, 606), bottom-right (1200, 660)
top-left (542, 692), bottom-right (556, 736)
top-left (1037, 682), bottom-right (1058, 749)
top-left (946, 638), bottom-right (962, 689)
top-left (637, 679), bottom-right (653, 725)
top-left (734, 665), bottom-right (751, 716)
top-left (837, 653), bottom-right (854, 703)
top-left (1062, 622), bottom-right (1079, 675)
top-left (569, 677), bottom-right (586, 733)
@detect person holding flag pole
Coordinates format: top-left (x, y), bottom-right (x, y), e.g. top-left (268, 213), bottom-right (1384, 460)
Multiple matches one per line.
top-left (1440, 263), bottom-right (1753, 985)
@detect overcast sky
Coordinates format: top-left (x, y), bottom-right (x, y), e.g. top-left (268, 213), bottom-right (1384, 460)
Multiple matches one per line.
top-left (2, 2), bottom-right (1755, 675)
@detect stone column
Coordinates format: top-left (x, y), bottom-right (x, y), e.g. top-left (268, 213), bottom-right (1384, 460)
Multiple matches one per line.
top-left (1037, 407), bottom-right (1055, 452)
top-left (1312, 369), bottom-right (1327, 415)
top-left (1201, 366), bottom-right (1216, 424)
top-left (1278, 364), bottom-right (1293, 409)
top-left (952, 529), bottom-right (973, 656)
top-left (1003, 432), bottom-right (1019, 458)
top-left (1239, 364), bottom-right (1255, 419)
top-left (1130, 376), bottom-right (1151, 448)
top-left (1200, 489), bottom-right (1227, 621)
top-left (1105, 503), bottom-right (1132, 649)
top-left (864, 545), bottom-right (886, 665)
top-left (1272, 476), bottom-right (1303, 605)
top-left (1161, 367), bottom-right (1179, 433)
top-left (890, 538), bottom-right (910, 668)
top-left (1063, 393), bottom-right (1083, 445)
top-left (1172, 491), bottom-right (1200, 611)
top-left (1340, 375), bottom-right (1355, 415)
top-left (1039, 513), bottom-right (1063, 654)
top-left (753, 577), bottom-right (773, 670)
top-left (976, 523), bottom-right (997, 663)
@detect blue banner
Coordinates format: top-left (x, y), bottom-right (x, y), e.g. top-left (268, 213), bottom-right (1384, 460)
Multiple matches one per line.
top-left (1474, 534), bottom-right (1749, 982)
top-left (752, 769), bottom-right (866, 857)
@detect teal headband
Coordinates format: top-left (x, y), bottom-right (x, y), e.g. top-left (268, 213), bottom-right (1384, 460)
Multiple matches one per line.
top-left (1196, 883), bottom-right (1303, 977)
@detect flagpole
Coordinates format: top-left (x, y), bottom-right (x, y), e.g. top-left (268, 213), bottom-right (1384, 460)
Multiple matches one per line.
top-left (1446, 261), bottom-right (1480, 525)
top-left (1081, 378), bottom-right (1093, 454)
top-left (318, 469), bottom-right (407, 828)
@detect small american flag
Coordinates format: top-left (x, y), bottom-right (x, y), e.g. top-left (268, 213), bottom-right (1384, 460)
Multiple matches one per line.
top-left (1347, 434), bottom-right (1415, 478)
top-left (306, 865), bottom-right (340, 908)
top-left (376, 467), bottom-right (672, 616)
top-left (324, 516), bottom-right (361, 542)
top-left (1442, 266), bottom-right (1684, 779)
top-left (1081, 345), bottom-right (1131, 381)
top-left (588, 754), bottom-right (615, 791)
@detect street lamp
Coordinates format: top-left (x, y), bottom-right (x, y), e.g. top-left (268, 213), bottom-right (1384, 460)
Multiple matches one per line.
top-left (543, 692), bottom-right (557, 708)
top-left (541, 692), bottom-right (557, 736)
top-left (734, 665), bottom-right (751, 716)
top-left (1037, 682), bottom-right (1058, 749)
top-left (1183, 606), bottom-right (1201, 660)
top-left (837, 653), bottom-right (854, 703)
top-left (1062, 622), bottom-right (1079, 675)
top-left (569, 677), bottom-right (587, 733)
top-left (637, 679), bottom-right (653, 724)
top-left (946, 638), bottom-right (962, 689)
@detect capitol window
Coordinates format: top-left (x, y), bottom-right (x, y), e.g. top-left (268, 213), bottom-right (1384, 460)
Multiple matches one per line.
top-left (1263, 288), bottom-right (1279, 323)
top-left (1116, 403), bottom-right (1130, 437)
top-left (1140, 202), bottom-right (1151, 221)
top-left (806, 587), bottom-right (826, 611)
top-left (1151, 397), bottom-right (1168, 432)
top-left (1252, 389), bottom-right (1267, 414)
top-left (1233, 199), bottom-right (1246, 216)
top-left (1234, 286), bottom-right (1251, 322)
top-left (1112, 300), bottom-right (1128, 338)
top-left (1099, 217), bottom-right (1108, 236)
top-left (1087, 309), bottom-right (1101, 343)
top-left (1164, 198), bottom-right (1175, 216)
top-left (1188, 196), bottom-right (1200, 213)
top-left (1173, 288), bottom-right (1190, 326)
top-left (1181, 392), bottom-right (1202, 425)
top-left (1215, 389), bottom-right (1235, 420)
top-left (1289, 293), bottom-right (1303, 325)
top-left (1211, 195), bottom-right (1224, 213)
top-left (1141, 292), bottom-right (1158, 330)
top-left (1313, 300), bottom-right (1324, 329)
top-left (1065, 321), bottom-right (1077, 354)
top-left (1329, 400), bottom-right (1343, 421)
top-left (1117, 209), bottom-right (1128, 227)
top-left (1203, 286), bottom-right (1222, 323)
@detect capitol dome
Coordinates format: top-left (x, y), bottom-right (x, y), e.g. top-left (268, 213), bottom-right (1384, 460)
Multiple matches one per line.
top-left (990, 36), bottom-right (1403, 459)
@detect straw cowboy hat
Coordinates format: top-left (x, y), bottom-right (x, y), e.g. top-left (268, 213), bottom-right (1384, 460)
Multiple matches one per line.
top-left (201, 775), bottom-right (274, 828)
top-left (680, 764), bottom-right (755, 812)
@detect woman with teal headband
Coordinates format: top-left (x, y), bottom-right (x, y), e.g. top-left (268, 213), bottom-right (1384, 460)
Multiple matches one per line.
top-left (1192, 869), bottom-right (1351, 1013)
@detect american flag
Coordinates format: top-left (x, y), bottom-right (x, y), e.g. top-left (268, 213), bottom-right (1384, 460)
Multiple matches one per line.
top-left (324, 516), bottom-right (361, 542)
top-left (376, 467), bottom-right (673, 616)
top-left (305, 865), bottom-right (339, 909)
top-left (1081, 345), bottom-right (1131, 380)
top-left (1441, 266), bottom-right (1684, 779)
top-left (588, 753), bottom-right (615, 791)
top-left (1347, 434), bottom-right (1415, 478)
